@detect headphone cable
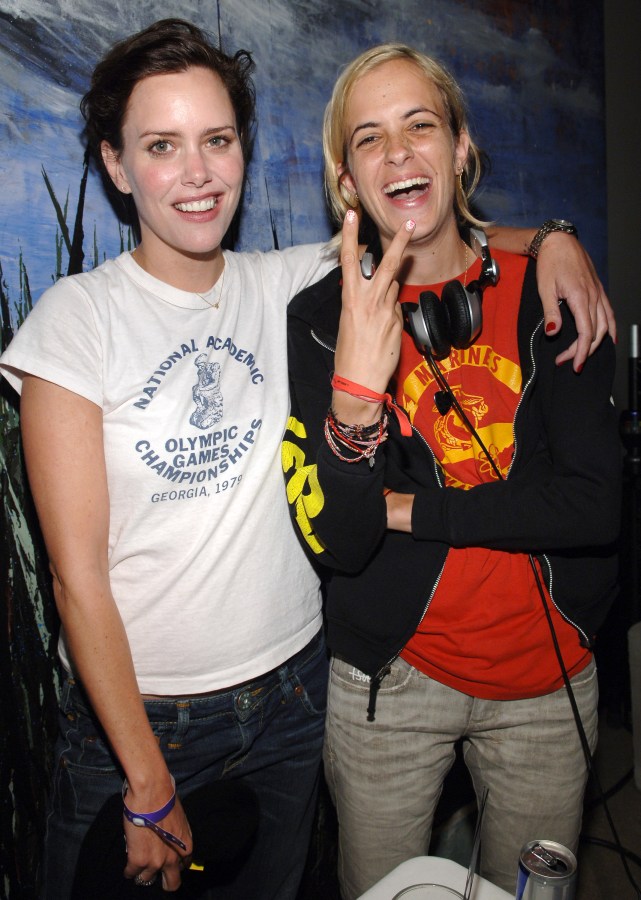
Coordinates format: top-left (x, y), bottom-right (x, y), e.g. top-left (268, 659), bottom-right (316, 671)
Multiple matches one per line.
top-left (425, 351), bottom-right (641, 895)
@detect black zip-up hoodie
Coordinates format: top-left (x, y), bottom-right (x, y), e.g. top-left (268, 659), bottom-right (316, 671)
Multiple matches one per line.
top-left (284, 256), bottom-right (621, 703)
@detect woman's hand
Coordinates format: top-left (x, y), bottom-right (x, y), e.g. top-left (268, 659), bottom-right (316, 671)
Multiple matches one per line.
top-left (332, 211), bottom-right (415, 425)
top-left (123, 791), bottom-right (193, 891)
top-left (385, 490), bottom-right (414, 532)
top-left (20, 376), bottom-right (194, 890)
top-left (535, 232), bottom-right (616, 371)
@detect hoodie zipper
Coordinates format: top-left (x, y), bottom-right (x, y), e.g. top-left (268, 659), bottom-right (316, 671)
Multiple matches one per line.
top-left (513, 317), bottom-right (590, 646)
top-left (373, 401), bottom-right (448, 684)
top-left (368, 548), bottom-right (447, 720)
top-left (372, 558), bottom-right (446, 680)
top-left (538, 553), bottom-right (591, 648)
top-left (310, 327), bottom-right (337, 354)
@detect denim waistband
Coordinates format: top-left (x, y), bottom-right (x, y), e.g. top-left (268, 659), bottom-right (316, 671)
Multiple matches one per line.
top-left (142, 628), bottom-right (325, 700)
top-left (65, 627), bottom-right (325, 711)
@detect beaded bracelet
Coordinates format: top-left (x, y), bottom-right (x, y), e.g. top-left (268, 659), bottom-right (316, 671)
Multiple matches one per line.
top-left (122, 776), bottom-right (187, 851)
top-left (328, 409), bottom-right (386, 442)
top-left (324, 408), bottom-right (388, 465)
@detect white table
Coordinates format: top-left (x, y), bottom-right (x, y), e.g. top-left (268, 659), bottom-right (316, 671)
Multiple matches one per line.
top-left (357, 856), bottom-right (514, 899)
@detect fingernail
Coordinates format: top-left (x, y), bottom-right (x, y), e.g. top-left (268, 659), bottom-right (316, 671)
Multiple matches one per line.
top-left (545, 322), bottom-right (557, 334)
top-left (406, 219), bottom-right (416, 231)
top-left (576, 363), bottom-right (584, 374)
top-left (346, 209), bottom-right (356, 223)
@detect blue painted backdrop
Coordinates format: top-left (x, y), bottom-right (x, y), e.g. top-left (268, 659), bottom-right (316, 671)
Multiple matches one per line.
top-left (0, 0), bottom-right (606, 313)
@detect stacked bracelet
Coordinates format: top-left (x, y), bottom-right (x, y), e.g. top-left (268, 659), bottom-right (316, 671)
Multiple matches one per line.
top-left (122, 776), bottom-right (187, 851)
top-left (331, 374), bottom-right (412, 437)
top-left (324, 408), bottom-right (389, 465)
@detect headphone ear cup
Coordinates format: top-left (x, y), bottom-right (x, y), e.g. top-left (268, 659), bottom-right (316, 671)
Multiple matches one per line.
top-left (442, 280), bottom-right (483, 349)
top-left (408, 291), bottom-right (451, 359)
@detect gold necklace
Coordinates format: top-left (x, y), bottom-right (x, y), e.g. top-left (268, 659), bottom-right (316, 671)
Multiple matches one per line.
top-left (461, 241), bottom-right (469, 288)
top-left (196, 264), bottom-right (226, 310)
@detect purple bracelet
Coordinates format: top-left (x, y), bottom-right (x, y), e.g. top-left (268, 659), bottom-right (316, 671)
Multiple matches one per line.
top-left (122, 776), bottom-right (187, 851)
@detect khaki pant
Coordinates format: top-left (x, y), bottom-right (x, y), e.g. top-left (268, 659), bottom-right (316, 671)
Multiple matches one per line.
top-left (324, 655), bottom-right (598, 899)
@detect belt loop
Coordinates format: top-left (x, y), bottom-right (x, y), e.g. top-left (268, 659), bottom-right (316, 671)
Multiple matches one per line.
top-left (167, 700), bottom-right (190, 749)
top-left (277, 659), bottom-right (293, 703)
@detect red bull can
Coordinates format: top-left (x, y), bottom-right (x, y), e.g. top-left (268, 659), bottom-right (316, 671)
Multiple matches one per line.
top-left (516, 840), bottom-right (577, 899)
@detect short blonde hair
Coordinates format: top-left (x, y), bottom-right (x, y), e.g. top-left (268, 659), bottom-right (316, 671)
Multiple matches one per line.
top-left (323, 43), bottom-right (489, 241)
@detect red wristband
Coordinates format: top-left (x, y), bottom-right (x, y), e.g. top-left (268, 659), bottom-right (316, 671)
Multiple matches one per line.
top-left (331, 374), bottom-right (412, 437)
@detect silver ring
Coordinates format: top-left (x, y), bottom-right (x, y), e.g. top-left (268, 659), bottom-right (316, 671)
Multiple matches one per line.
top-left (134, 873), bottom-right (157, 887)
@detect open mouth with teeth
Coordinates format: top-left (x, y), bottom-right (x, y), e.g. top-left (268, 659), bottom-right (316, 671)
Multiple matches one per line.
top-left (383, 176), bottom-right (431, 199)
top-left (174, 197), bottom-right (218, 213)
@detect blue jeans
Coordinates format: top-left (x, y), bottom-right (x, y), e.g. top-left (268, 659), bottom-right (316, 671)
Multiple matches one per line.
top-left (324, 654), bottom-right (598, 899)
top-left (41, 629), bottom-right (328, 900)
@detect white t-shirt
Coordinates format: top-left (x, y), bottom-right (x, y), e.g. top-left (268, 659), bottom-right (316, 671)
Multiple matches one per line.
top-left (0, 244), bottom-right (336, 694)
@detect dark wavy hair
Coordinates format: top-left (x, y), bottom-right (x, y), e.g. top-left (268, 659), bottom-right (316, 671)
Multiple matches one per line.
top-left (81, 18), bottom-right (256, 173)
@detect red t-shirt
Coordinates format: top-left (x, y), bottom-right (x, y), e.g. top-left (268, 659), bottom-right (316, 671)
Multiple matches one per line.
top-left (398, 251), bottom-right (590, 699)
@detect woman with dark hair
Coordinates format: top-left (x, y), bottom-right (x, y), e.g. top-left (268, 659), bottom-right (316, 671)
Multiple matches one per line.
top-left (0, 18), bottom-right (614, 900)
top-left (0, 19), bottom-right (335, 899)
top-left (285, 43), bottom-right (620, 898)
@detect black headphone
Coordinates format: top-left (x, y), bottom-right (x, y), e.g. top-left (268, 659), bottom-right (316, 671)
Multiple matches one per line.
top-left (405, 228), bottom-right (500, 359)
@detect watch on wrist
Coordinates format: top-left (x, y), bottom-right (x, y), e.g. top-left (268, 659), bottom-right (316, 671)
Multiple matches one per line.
top-left (528, 219), bottom-right (578, 259)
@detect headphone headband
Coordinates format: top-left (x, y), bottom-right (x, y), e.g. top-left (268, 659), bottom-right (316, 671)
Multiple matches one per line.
top-left (469, 227), bottom-right (500, 290)
top-left (404, 228), bottom-right (500, 359)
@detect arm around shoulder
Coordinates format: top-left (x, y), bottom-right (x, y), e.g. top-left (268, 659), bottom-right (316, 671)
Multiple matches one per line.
top-left (487, 223), bottom-right (616, 369)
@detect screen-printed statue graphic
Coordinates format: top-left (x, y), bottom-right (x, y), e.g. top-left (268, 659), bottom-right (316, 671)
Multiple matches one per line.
top-left (190, 353), bottom-right (223, 428)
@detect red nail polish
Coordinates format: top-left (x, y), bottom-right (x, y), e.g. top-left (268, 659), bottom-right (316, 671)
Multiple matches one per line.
top-left (545, 322), bottom-right (556, 334)
top-left (576, 363), bottom-right (584, 374)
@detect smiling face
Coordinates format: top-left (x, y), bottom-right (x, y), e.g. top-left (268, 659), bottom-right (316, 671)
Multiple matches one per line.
top-left (101, 66), bottom-right (245, 288)
top-left (340, 59), bottom-right (469, 257)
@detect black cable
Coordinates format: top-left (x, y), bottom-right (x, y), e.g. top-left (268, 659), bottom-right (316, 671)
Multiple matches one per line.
top-left (579, 836), bottom-right (641, 873)
top-left (425, 354), bottom-right (502, 481)
top-left (583, 768), bottom-right (634, 812)
top-left (425, 350), bottom-right (641, 896)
